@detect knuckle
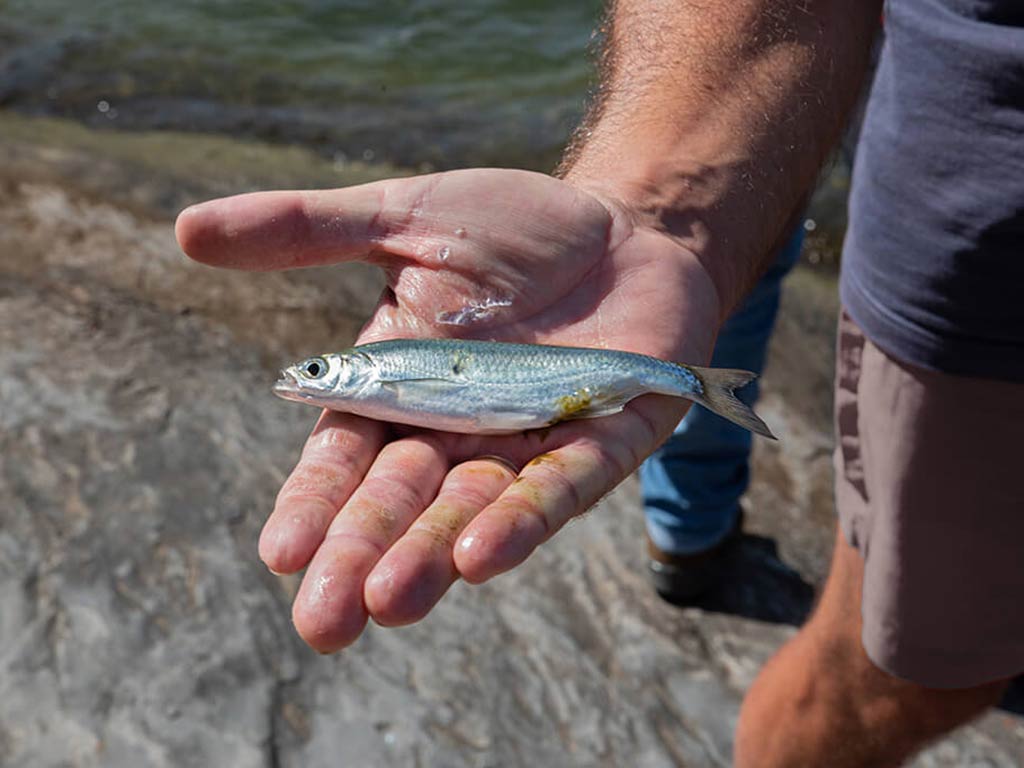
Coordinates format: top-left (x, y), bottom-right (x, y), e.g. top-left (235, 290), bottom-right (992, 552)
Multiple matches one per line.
top-left (499, 485), bottom-right (553, 539)
top-left (518, 460), bottom-right (582, 522)
top-left (411, 504), bottom-right (470, 547)
top-left (281, 459), bottom-right (349, 498)
top-left (360, 472), bottom-right (434, 513)
top-left (338, 503), bottom-right (402, 544)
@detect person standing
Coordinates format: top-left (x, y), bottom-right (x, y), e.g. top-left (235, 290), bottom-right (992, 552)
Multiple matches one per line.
top-left (641, 227), bottom-right (802, 602)
top-left (176, 0), bottom-right (1023, 763)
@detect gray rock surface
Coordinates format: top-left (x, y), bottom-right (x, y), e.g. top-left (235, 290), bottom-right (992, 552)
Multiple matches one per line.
top-left (1, 162), bottom-right (1022, 767)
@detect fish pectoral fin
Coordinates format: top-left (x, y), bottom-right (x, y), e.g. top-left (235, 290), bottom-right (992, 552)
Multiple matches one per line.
top-left (585, 401), bottom-right (629, 418)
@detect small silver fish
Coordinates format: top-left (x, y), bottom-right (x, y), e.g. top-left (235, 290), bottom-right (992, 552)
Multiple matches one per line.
top-left (273, 339), bottom-right (774, 438)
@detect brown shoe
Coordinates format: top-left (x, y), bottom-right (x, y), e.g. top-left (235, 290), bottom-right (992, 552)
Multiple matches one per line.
top-left (646, 508), bottom-right (745, 605)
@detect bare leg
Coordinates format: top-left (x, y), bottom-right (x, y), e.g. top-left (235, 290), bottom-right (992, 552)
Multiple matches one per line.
top-left (734, 525), bottom-right (1008, 768)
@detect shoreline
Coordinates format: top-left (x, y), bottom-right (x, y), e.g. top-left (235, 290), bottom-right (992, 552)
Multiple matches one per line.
top-left (0, 109), bottom-right (409, 220)
top-left (0, 109), bottom-right (394, 366)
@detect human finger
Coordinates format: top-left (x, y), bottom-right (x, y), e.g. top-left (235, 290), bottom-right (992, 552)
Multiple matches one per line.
top-left (290, 435), bottom-right (448, 652)
top-left (364, 457), bottom-right (518, 627)
top-left (175, 177), bottom-right (422, 270)
top-left (259, 411), bottom-right (387, 574)
top-left (453, 404), bottom-right (676, 584)
top-left (174, 173), bottom-right (471, 271)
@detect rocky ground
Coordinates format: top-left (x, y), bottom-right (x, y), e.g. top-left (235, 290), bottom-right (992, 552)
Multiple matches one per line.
top-left (1, 115), bottom-right (1021, 767)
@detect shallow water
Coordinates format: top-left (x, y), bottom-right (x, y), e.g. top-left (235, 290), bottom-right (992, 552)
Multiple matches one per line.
top-left (0, 0), bottom-right (603, 170)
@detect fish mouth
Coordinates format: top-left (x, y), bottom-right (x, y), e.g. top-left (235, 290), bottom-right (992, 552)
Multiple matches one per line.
top-left (272, 369), bottom-right (306, 400)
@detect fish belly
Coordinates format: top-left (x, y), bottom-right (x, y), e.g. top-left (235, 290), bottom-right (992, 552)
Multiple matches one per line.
top-left (332, 373), bottom-right (642, 434)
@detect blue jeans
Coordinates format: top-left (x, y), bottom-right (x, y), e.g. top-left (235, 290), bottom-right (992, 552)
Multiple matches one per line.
top-left (640, 228), bottom-right (803, 555)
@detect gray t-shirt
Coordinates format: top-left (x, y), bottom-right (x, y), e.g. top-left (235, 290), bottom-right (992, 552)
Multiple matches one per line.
top-left (840, 0), bottom-right (1024, 380)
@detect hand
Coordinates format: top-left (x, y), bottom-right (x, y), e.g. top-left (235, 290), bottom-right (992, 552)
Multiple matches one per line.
top-left (176, 168), bottom-right (722, 652)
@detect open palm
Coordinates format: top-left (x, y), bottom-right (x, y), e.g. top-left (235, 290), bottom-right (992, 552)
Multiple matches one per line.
top-left (177, 168), bottom-right (723, 652)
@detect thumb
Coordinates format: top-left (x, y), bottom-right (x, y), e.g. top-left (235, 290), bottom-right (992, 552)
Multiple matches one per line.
top-left (175, 175), bottom-right (444, 271)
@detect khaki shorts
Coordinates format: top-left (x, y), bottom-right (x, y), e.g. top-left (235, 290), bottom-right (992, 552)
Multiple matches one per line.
top-left (834, 310), bottom-right (1024, 689)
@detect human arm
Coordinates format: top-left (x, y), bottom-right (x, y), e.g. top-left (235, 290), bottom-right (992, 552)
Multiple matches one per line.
top-left (560, 0), bottom-right (880, 315)
top-left (176, 0), bottom-right (880, 653)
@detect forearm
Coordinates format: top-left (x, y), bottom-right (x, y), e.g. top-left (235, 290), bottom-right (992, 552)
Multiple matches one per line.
top-left (561, 0), bottom-right (881, 317)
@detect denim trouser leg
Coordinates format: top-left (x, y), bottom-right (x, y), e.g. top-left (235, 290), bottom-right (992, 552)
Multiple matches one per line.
top-left (640, 228), bottom-right (803, 555)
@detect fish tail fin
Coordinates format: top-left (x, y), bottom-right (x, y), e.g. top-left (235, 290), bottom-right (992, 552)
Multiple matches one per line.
top-left (686, 365), bottom-right (776, 439)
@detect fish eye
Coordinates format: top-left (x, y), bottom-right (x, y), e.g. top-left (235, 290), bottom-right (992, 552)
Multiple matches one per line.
top-left (299, 357), bottom-right (328, 378)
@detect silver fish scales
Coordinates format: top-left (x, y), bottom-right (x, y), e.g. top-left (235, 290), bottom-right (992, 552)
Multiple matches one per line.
top-left (273, 339), bottom-right (774, 438)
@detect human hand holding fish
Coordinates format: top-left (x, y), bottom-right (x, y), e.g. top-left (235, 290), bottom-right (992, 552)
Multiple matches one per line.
top-left (176, 168), bottom-right (763, 652)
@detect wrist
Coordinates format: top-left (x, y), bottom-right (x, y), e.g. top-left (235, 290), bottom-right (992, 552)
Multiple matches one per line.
top-left (563, 148), bottom-right (757, 320)
top-left (559, 169), bottom-right (727, 342)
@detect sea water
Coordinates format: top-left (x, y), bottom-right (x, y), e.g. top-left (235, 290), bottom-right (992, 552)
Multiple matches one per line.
top-left (0, 0), bottom-right (603, 171)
